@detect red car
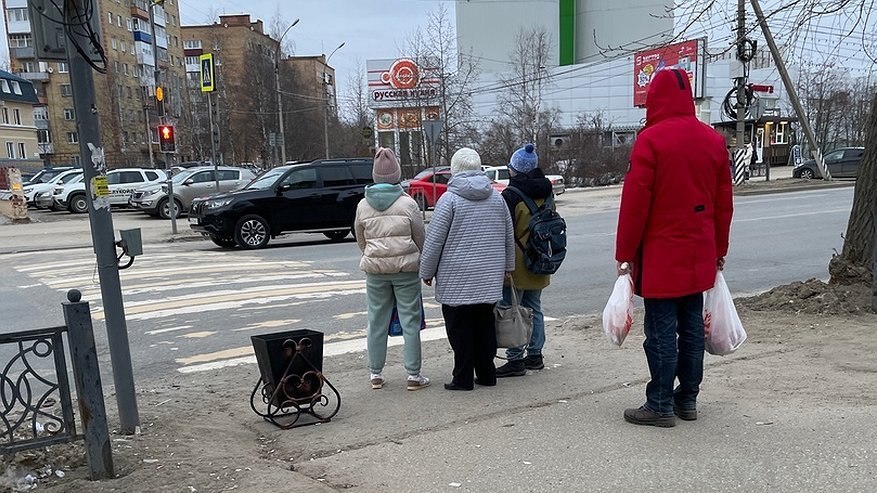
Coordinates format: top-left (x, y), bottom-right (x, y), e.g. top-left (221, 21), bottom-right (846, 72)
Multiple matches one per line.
top-left (404, 169), bottom-right (505, 211)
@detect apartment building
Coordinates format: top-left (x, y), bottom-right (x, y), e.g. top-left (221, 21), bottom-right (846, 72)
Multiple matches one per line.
top-left (1, 0), bottom-right (187, 167)
top-left (0, 69), bottom-right (41, 171)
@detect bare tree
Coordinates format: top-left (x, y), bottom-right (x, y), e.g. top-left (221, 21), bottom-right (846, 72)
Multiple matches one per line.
top-left (495, 27), bottom-right (554, 145)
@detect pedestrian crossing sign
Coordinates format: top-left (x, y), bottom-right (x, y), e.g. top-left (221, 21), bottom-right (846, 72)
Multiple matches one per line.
top-left (200, 53), bottom-right (215, 92)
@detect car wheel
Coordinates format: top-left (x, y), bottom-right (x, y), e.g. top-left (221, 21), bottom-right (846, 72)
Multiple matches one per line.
top-left (413, 193), bottom-right (427, 211)
top-left (158, 197), bottom-right (183, 220)
top-left (235, 214), bottom-right (270, 249)
top-left (69, 194), bottom-right (88, 214)
top-left (210, 235), bottom-right (237, 248)
top-left (323, 230), bottom-right (350, 241)
top-left (799, 168), bottom-right (815, 180)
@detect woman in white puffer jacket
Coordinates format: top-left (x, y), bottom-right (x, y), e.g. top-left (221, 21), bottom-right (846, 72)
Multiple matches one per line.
top-left (354, 148), bottom-right (429, 391)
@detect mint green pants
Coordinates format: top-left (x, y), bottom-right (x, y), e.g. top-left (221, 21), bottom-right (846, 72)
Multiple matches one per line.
top-left (366, 272), bottom-right (423, 375)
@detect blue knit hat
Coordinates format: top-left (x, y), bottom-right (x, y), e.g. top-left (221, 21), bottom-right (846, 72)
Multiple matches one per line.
top-left (509, 143), bottom-right (538, 174)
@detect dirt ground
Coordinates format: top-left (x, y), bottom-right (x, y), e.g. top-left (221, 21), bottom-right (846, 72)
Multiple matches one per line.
top-left (3, 278), bottom-right (876, 492)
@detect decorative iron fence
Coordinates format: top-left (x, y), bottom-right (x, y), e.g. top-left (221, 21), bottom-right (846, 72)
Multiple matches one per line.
top-left (1, 326), bottom-right (80, 454)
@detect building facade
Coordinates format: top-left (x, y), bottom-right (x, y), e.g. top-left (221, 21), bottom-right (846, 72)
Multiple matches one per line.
top-left (0, 69), bottom-right (41, 171)
top-left (1, 0), bottom-right (187, 167)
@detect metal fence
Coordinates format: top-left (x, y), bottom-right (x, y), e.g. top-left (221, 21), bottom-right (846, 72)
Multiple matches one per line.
top-left (0, 326), bottom-right (79, 454)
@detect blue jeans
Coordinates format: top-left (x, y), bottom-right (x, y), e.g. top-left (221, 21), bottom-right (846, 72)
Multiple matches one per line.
top-left (642, 294), bottom-right (704, 416)
top-left (501, 286), bottom-right (544, 361)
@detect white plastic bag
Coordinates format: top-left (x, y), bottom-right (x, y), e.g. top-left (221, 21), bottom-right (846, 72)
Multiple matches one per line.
top-left (603, 274), bottom-right (634, 347)
top-left (703, 271), bottom-right (747, 355)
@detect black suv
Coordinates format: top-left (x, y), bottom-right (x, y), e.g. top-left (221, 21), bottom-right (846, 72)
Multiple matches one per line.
top-left (188, 158), bottom-right (373, 249)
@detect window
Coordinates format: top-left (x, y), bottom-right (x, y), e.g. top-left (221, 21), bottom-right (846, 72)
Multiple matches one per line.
top-left (58, 62), bottom-right (69, 73)
top-left (433, 172), bottom-right (451, 185)
top-left (10, 81), bottom-right (21, 95)
top-left (185, 56), bottom-right (199, 66)
top-left (770, 122), bottom-right (788, 145)
top-left (183, 40), bottom-right (202, 50)
top-left (37, 129), bottom-right (50, 144)
top-left (124, 64), bottom-right (129, 76)
top-left (9, 34), bottom-right (32, 48)
top-left (279, 168), bottom-right (317, 190)
top-left (351, 165), bottom-right (374, 185)
top-left (107, 13), bottom-right (113, 24)
top-left (320, 166), bottom-right (353, 187)
top-left (60, 84), bottom-right (73, 97)
top-left (10, 8), bottom-right (29, 22)
top-left (1, 108), bottom-right (8, 124)
top-left (0, 80), bottom-right (8, 93)
top-left (107, 171), bottom-right (144, 184)
top-left (117, 15), bottom-right (122, 27)
top-left (111, 38), bottom-right (118, 51)
top-left (12, 109), bottom-right (21, 125)
top-left (217, 170), bottom-right (239, 181)
top-left (844, 149), bottom-right (864, 159)
top-left (145, 171), bottom-right (159, 181)
top-left (127, 19), bottom-right (133, 31)
top-left (190, 171), bottom-right (215, 183)
top-left (120, 40), bottom-right (126, 52)
top-left (67, 132), bottom-right (78, 144)
top-left (824, 150), bottom-right (844, 161)
top-left (17, 143), bottom-right (26, 159)
top-left (64, 108), bottom-right (75, 120)
top-left (6, 143), bottom-right (14, 159)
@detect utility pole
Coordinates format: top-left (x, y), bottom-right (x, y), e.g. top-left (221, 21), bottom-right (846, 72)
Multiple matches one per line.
top-left (275, 19), bottom-right (299, 167)
top-left (149, 0), bottom-right (177, 233)
top-left (323, 43), bottom-right (345, 159)
top-left (734, 0), bottom-right (748, 185)
top-left (65, 0), bottom-right (140, 435)
top-left (749, 0), bottom-right (830, 180)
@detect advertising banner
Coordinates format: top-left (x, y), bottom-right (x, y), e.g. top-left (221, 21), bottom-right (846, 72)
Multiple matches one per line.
top-left (633, 39), bottom-right (705, 107)
top-left (367, 58), bottom-right (440, 108)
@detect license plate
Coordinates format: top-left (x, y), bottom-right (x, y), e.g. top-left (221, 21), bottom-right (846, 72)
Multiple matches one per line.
top-left (188, 217), bottom-right (200, 225)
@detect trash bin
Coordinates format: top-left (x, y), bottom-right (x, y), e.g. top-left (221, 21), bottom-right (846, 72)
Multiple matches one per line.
top-left (250, 329), bottom-right (324, 402)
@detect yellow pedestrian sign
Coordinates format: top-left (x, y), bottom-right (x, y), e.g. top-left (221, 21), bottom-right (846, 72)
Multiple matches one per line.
top-left (200, 53), bottom-right (215, 92)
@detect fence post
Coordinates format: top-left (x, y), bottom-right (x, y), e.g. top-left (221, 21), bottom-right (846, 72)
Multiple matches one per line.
top-left (62, 289), bottom-right (114, 480)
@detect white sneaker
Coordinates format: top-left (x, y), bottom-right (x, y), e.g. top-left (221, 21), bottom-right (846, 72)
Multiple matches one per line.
top-left (406, 373), bottom-right (430, 391)
top-left (370, 373), bottom-right (384, 389)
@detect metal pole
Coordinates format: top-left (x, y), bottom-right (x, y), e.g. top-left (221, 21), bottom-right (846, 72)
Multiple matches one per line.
top-left (750, 0), bottom-right (830, 181)
top-left (65, 0), bottom-right (140, 435)
top-left (734, 0), bottom-right (747, 173)
top-left (208, 91), bottom-right (219, 177)
top-left (149, 1), bottom-right (176, 233)
top-left (145, 108), bottom-right (155, 169)
top-left (274, 20), bottom-right (298, 167)
top-left (323, 43), bottom-right (345, 160)
top-left (62, 289), bottom-right (114, 479)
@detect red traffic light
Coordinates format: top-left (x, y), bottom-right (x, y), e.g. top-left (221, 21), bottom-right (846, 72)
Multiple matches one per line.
top-left (158, 125), bottom-right (175, 152)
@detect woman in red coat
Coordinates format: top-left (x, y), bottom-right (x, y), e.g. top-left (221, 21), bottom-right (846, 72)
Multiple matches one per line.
top-left (615, 68), bottom-right (733, 427)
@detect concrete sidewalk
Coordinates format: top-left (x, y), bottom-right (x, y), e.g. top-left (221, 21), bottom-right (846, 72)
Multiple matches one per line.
top-left (24, 308), bottom-right (877, 492)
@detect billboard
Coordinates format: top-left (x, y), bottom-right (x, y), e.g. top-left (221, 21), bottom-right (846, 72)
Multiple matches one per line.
top-left (367, 58), bottom-right (441, 108)
top-left (633, 39), bottom-right (705, 107)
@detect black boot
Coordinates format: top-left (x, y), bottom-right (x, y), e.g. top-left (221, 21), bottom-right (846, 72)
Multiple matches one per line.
top-left (523, 354), bottom-right (544, 370)
top-left (496, 359), bottom-right (526, 378)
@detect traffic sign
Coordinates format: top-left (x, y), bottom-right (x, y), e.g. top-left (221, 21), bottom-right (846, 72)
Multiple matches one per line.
top-left (200, 53), bottom-right (215, 92)
top-left (158, 125), bottom-right (176, 153)
top-left (362, 126), bottom-right (374, 140)
top-left (423, 120), bottom-right (442, 145)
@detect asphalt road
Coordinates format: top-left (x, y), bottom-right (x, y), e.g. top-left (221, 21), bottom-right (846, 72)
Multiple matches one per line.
top-left (0, 186), bottom-right (853, 379)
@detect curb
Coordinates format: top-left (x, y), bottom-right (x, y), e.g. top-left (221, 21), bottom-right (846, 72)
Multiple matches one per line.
top-left (734, 180), bottom-right (854, 196)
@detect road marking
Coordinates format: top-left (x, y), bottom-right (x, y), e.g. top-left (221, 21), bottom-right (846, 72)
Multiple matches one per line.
top-left (734, 208), bottom-right (849, 223)
top-left (334, 311), bottom-right (367, 320)
top-left (232, 319), bottom-right (301, 332)
top-left (177, 325), bottom-right (450, 374)
top-left (178, 331), bottom-right (216, 338)
top-left (144, 325), bottom-right (193, 336)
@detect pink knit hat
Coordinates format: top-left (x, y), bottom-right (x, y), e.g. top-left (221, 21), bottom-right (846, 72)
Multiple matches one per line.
top-left (372, 147), bottom-right (402, 184)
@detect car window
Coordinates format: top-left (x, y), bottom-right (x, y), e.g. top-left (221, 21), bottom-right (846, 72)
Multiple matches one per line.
top-left (145, 171), bottom-right (159, 181)
top-left (824, 150), bottom-right (844, 161)
top-left (434, 173), bottom-right (451, 185)
top-left (245, 168), bottom-right (286, 190)
top-left (498, 169), bottom-right (510, 180)
top-left (844, 149), bottom-right (864, 159)
top-left (320, 166), bottom-right (353, 187)
top-left (107, 171), bottom-right (145, 184)
top-left (59, 172), bottom-right (82, 184)
top-left (190, 171), bottom-right (215, 183)
top-left (350, 164), bottom-right (373, 185)
top-left (279, 168), bottom-right (317, 190)
top-left (217, 170), bottom-right (239, 181)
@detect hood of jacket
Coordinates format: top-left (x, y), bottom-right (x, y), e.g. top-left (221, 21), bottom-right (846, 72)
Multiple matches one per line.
top-left (364, 183), bottom-right (404, 211)
top-left (508, 167), bottom-right (552, 200)
top-left (448, 170), bottom-right (495, 201)
top-left (645, 68), bottom-right (696, 127)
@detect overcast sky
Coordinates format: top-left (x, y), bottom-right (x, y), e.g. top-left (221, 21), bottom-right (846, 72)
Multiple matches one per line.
top-left (0, 0), bottom-right (451, 92)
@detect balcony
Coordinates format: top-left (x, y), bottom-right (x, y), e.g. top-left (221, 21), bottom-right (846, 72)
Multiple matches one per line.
top-left (153, 8), bottom-right (166, 27)
top-left (7, 20), bottom-right (31, 35)
top-left (35, 120), bottom-right (49, 130)
top-left (19, 71), bottom-right (50, 82)
top-left (131, 0), bottom-right (149, 19)
top-left (133, 31), bottom-right (153, 44)
top-left (38, 143), bottom-right (54, 155)
top-left (10, 47), bottom-right (35, 60)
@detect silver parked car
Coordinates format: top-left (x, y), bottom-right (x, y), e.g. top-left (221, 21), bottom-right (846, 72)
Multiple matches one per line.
top-left (130, 166), bottom-right (256, 219)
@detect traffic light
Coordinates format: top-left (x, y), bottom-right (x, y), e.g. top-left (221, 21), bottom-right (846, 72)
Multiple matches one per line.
top-left (158, 124), bottom-right (175, 153)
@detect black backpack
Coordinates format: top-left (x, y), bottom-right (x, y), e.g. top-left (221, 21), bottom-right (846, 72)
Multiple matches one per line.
top-left (506, 187), bottom-right (567, 275)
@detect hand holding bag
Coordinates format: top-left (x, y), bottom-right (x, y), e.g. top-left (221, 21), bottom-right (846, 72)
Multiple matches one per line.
top-left (703, 271), bottom-right (747, 355)
top-left (602, 273), bottom-right (634, 347)
top-left (388, 296), bottom-right (427, 337)
top-left (494, 280), bottom-right (534, 349)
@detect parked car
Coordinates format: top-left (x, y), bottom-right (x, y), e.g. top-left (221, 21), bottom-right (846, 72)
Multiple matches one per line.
top-left (483, 165), bottom-right (566, 195)
top-left (188, 158), bottom-right (373, 249)
top-left (793, 147), bottom-right (864, 179)
top-left (407, 168), bottom-right (506, 211)
top-left (23, 169), bottom-right (83, 208)
top-left (23, 166), bottom-right (75, 186)
top-left (57, 168), bottom-right (167, 213)
top-left (130, 166), bottom-right (256, 219)
top-left (49, 174), bottom-right (85, 211)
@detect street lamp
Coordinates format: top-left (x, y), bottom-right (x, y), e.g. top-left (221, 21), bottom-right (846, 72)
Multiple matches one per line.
top-left (324, 42), bottom-right (345, 159)
top-left (275, 18), bottom-right (300, 167)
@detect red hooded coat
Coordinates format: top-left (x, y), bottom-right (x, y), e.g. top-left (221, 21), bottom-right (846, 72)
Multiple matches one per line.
top-left (616, 68), bottom-right (733, 299)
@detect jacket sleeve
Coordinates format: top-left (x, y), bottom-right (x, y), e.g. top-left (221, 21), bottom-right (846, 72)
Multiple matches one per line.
top-left (354, 200), bottom-right (367, 252)
top-left (714, 151), bottom-right (734, 258)
top-left (504, 202), bottom-right (516, 272)
top-left (408, 200), bottom-right (426, 252)
top-left (418, 196), bottom-right (453, 280)
top-left (616, 138), bottom-right (657, 262)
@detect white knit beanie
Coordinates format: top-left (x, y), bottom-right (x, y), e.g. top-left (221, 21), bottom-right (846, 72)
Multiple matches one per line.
top-left (450, 147), bottom-right (481, 175)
